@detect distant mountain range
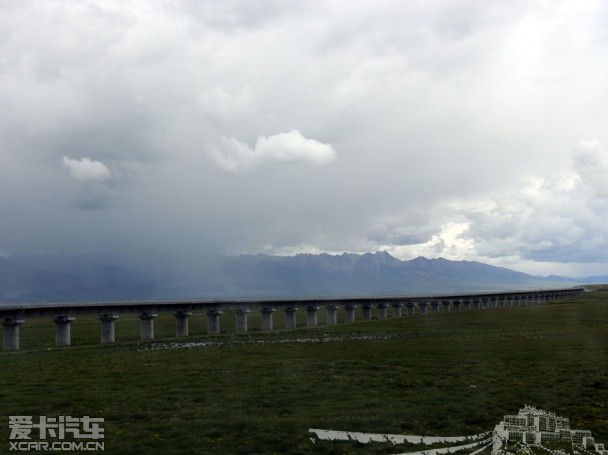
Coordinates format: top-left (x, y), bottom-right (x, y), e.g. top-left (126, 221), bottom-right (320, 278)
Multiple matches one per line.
top-left (0, 251), bottom-right (604, 303)
top-left (208, 252), bottom-right (601, 298)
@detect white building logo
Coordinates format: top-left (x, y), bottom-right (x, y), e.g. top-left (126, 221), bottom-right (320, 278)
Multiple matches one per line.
top-left (309, 406), bottom-right (606, 455)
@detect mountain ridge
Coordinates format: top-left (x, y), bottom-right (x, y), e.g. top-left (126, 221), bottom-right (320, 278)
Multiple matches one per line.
top-left (0, 251), bottom-right (597, 303)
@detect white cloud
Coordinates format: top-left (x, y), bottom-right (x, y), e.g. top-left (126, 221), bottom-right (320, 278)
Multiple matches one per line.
top-left (385, 222), bottom-right (475, 261)
top-left (60, 157), bottom-right (112, 182)
top-left (353, 140), bottom-right (608, 276)
top-left (452, 140), bottom-right (608, 267)
top-left (207, 130), bottom-right (337, 173)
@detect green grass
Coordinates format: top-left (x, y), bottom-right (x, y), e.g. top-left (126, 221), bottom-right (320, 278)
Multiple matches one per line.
top-left (1, 292), bottom-right (607, 454)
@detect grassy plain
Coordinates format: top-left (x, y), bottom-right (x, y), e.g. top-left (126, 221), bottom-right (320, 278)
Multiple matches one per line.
top-left (0, 291), bottom-right (607, 454)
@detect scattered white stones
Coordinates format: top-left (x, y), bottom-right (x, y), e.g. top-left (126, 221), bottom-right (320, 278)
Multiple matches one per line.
top-left (129, 334), bottom-right (397, 351)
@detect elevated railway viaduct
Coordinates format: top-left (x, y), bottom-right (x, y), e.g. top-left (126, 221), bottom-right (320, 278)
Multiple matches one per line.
top-left (0, 287), bottom-right (584, 350)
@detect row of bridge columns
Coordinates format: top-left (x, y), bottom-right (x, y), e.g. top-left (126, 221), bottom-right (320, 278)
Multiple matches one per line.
top-left (1, 293), bottom-right (572, 350)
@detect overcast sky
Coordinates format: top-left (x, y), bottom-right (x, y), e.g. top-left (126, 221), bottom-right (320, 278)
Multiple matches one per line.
top-left (1, 0), bottom-right (607, 277)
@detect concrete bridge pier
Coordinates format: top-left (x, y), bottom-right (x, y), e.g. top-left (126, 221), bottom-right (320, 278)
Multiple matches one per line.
top-left (463, 300), bottom-right (472, 310)
top-left (472, 299), bottom-right (481, 310)
top-left (174, 310), bottom-right (192, 337)
top-left (54, 315), bottom-right (75, 347)
top-left (326, 305), bottom-right (338, 325)
top-left (418, 302), bottom-right (428, 315)
top-left (235, 309), bottom-right (250, 333)
top-left (307, 306), bottom-right (319, 327)
top-left (2, 317), bottom-right (24, 351)
top-left (207, 309), bottom-right (223, 334)
top-left (431, 301), bottom-right (441, 314)
top-left (285, 307), bottom-right (298, 329)
top-left (361, 304), bottom-right (372, 321)
top-left (261, 308), bottom-right (275, 331)
top-left (139, 312), bottom-right (158, 340)
top-left (344, 304), bottom-right (356, 323)
top-left (406, 302), bottom-right (416, 316)
top-left (377, 303), bottom-right (388, 319)
top-left (391, 303), bottom-right (403, 318)
top-left (442, 300), bottom-right (452, 313)
top-left (99, 313), bottom-right (119, 344)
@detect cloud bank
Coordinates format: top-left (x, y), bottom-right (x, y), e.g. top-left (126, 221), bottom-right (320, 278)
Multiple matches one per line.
top-left (375, 139), bottom-right (608, 276)
top-left (0, 1), bottom-right (607, 277)
top-left (207, 130), bottom-right (337, 173)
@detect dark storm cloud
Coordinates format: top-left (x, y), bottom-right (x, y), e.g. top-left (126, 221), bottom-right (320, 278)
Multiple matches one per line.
top-left (1, 0), bottom-right (607, 276)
